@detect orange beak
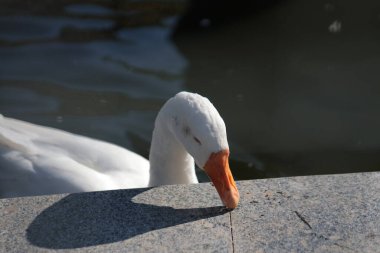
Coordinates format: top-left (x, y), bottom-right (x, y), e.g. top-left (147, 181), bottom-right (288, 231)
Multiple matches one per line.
top-left (204, 150), bottom-right (239, 209)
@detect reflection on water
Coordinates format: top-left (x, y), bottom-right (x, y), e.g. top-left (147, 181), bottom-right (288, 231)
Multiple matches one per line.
top-left (0, 0), bottom-right (196, 175)
top-left (174, 0), bottom-right (380, 178)
top-left (1, 0), bottom-right (380, 181)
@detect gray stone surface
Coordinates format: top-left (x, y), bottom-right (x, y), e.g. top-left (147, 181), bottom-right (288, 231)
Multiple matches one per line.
top-left (232, 172), bottom-right (380, 253)
top-left (0, 184), bottom-right (232, 252)
top-left (0, 172), bottom-right (379, 252)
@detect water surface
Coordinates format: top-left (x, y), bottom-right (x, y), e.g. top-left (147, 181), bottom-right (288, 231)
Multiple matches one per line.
top-left (1, 0), bottom-right (380, 181)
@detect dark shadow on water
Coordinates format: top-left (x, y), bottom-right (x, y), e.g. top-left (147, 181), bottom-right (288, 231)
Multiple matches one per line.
top-left (26, 188), bottom-right (228, 249)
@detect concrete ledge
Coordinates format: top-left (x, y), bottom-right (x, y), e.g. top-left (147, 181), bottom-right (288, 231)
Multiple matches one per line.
top-left (1, 172), bottom-right (379, 252)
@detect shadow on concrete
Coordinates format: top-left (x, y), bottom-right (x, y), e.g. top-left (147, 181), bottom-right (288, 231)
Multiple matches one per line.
top-left (26, 188), bottom-right (227, 249)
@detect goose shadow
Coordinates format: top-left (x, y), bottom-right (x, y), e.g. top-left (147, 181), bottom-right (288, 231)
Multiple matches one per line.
top-left (26, 187), bottom-right (228, 249)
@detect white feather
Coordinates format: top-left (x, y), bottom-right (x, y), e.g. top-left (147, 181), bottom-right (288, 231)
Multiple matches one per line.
top-left (0, 92), bottom-right (228, 198)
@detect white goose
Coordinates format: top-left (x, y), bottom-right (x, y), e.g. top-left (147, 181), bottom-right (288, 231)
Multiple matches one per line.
top-left (0, 92), bottom-right (239, 208)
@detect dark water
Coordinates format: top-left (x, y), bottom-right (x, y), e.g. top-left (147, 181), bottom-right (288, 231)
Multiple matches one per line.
top-left (1, 0), bottom-right (380, 182)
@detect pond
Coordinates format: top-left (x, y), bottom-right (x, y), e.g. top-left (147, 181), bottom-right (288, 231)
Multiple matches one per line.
top-left (1, 0), bottom-right (380, 182)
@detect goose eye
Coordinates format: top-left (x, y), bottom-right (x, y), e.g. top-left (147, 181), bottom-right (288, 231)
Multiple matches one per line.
top-left (193, 136), bottom-right (202, 145)
top-left (183, 126), bottom-right (191, 135)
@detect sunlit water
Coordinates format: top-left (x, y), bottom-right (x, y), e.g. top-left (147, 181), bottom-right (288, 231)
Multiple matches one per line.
top-left (1, 0), bottom-right (380, 183)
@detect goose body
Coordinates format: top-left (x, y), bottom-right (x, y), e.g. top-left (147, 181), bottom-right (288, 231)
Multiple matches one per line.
top-left (0, 115), bottom-right (150, 197)
top-left (0, 92), bottom-right (239, 208)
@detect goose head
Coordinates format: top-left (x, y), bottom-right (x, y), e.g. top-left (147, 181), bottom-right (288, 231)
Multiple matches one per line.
top-left (159, 92), bottom-right (240, 209)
